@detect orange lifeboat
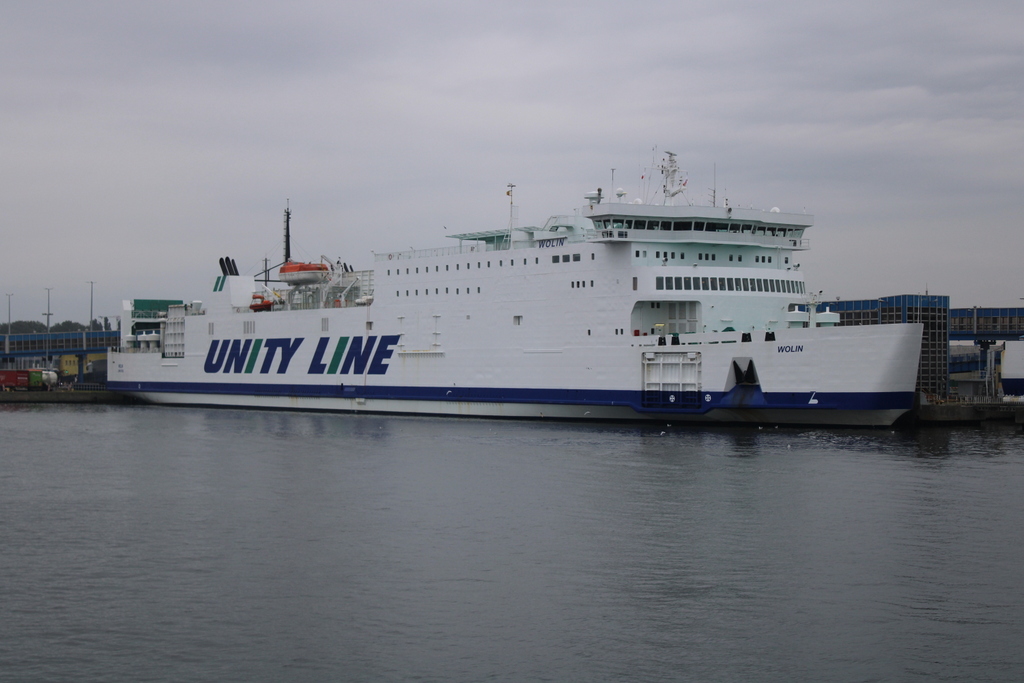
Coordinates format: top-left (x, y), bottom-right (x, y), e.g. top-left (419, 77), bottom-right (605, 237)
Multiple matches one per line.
top-left (279, 260), bottom-right (329, 285)
top-left (250, 294), bottom-right (274, 312)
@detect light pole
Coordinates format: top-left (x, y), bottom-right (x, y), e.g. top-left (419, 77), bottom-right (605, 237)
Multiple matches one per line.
top-left (4, 293), bottom-right (11, 358)
top-left (44, 287), bottom-right (53, 367)
top-left (87, 281), bottom-right (95, 332)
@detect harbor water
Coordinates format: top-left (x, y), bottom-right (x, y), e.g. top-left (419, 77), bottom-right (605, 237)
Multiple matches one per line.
top-left (2, 405), bottom-right (1023, 681)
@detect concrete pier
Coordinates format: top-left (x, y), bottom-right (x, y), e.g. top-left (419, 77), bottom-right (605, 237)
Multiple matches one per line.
top-left (0, 390), bottom-right (132, 405)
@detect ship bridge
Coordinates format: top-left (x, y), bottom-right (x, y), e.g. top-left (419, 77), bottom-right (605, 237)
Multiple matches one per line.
top-left (585, 203), bottom-right (811, 250)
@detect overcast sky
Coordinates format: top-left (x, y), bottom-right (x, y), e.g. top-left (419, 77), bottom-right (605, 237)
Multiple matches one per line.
top-left (3, 0), bottom-right (1023, 325)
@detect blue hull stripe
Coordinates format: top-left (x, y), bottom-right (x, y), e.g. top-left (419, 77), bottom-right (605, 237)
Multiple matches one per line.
top-left (107, 380), bottom-right (914, 414)
top-left (1002, 378), bottom-right (1024, 396)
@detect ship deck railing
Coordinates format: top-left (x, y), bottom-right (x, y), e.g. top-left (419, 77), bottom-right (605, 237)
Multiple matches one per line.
top-left (375, 233), bottom-right (809, 262)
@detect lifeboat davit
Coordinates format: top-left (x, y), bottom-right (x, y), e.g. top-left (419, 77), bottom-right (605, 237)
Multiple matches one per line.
top-left (279, 260), bottom-right (329, 285)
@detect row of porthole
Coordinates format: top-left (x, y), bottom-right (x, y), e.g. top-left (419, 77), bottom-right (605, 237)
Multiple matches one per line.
top-left (639, 249), bottom-right (786, 265)
top-left (396, 287), bottom-right (483, 297)
top-left (388, 252), bottom-right (598, 277)
top-left (656, 275), bottom-right (806, 295)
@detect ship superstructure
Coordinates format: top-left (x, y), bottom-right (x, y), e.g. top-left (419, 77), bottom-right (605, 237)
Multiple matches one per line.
top-left (109, 155), bottom-right (922, 425)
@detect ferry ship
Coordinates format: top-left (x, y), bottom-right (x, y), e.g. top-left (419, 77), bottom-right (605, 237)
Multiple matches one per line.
top-left (108, 154), bottom-right (922, 425)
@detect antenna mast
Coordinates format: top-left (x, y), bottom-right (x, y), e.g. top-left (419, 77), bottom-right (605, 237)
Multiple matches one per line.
top-left (283, 200), bottom-right (292, 263)
top-left (506, 183), bottom-right (516, 248)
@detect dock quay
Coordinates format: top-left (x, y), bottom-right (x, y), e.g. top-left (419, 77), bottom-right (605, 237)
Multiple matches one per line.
top-left (913, 399), bottom-right (1024, 425)
top-left (0, 390), bottom-right (132, 405)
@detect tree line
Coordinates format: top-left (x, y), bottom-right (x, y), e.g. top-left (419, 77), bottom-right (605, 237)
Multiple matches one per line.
top-left (1, 319), bottom-right (112, 334)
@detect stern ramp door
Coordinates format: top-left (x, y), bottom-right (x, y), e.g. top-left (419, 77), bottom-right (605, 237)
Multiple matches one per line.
top-left (642, 351), bottom-right (701, 408)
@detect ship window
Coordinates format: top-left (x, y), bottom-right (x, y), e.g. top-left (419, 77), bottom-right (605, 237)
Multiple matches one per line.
top-left (673, 277), bottom-right (681, 289)
top-left (655, 251), bottom-right (660, 259)
top-left (562, 255), bottom-right (570, 262)
top-left (729, 255), bottom-right (733, 262)
top-left (633, 277), bottom-right (637, 291)
top-left (710, 278), bottom-right (718, 291)
top-left (478, 262), bottom-right (481, 268)
top-left (591, 280), bottom-right (594, 287)
top-left (488, 261), bottom-right (491, 267)
top-left (656, 277), bottom-right (664, 290)
top-left (694, 221), bottom-right (705, 231)
top-left (698, 253), bottom-right (703, 261)
top-left (552, 255), bottom-right (559, 264)
top-left (456, 264), bottom-right (459, 270)
top-left (623, 220), bottom-right (633, 230)
top-left (738, 255), bottom-right (742, 262)
top-left (712, 254), bottom-right (716, 261)
top-left (477, 287), bottom-right (481, 293)
top-left (756, 279), bottom-right (763, 292)
top-left (785, 257), bottom-right (790, 264)
top-left (396, 291), bottom-right (399, 297)
top-left (406, 290), bottom-right (409, 296)
top-left (366, 321), bottom-right (373, 331)
top-left (768, 256), bottom-right (772, 263)
top-left (635, 250), bottom-right (640, 257)
top-left (514, 315), bottom-right (522, 325)
top-left (387, 269), bottom-right (390, 275)
top-left (674, 221), bottom-right (691, 231)
top-left (741, 278), bottom-right (749, 292)
top-left (456, 288), bottom-right (459, 294)
top-left (573, 253), bottom-right (581, 261)
top-left (446, 265), bottom-right (449, 271)
top-left (534, 258), bottom-right (538, 264)
top-left (666, 277), bottom-right (674, 290)
top-left (436, 266), bottom-right (439, 272)
top-left (415, 290), bottom-right (419, 295)
top-left (701, 277), bottom-right (709, 289)
top-left (634, 220), bottom-right (647, 230)
top-left (446, 288), bottom-right (449, 293)
top-left (416, 267), bottom-right (419, 273)
top-left (684, 277), bottom-right (692, 290)
top-left (727, 278), bottom-right (735, 291)
top-left (435, 288), bottom-right (439, 294)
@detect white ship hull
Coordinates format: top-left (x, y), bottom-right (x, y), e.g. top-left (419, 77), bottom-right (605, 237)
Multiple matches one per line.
top-left (110, 304), bottom-right (921, 426)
